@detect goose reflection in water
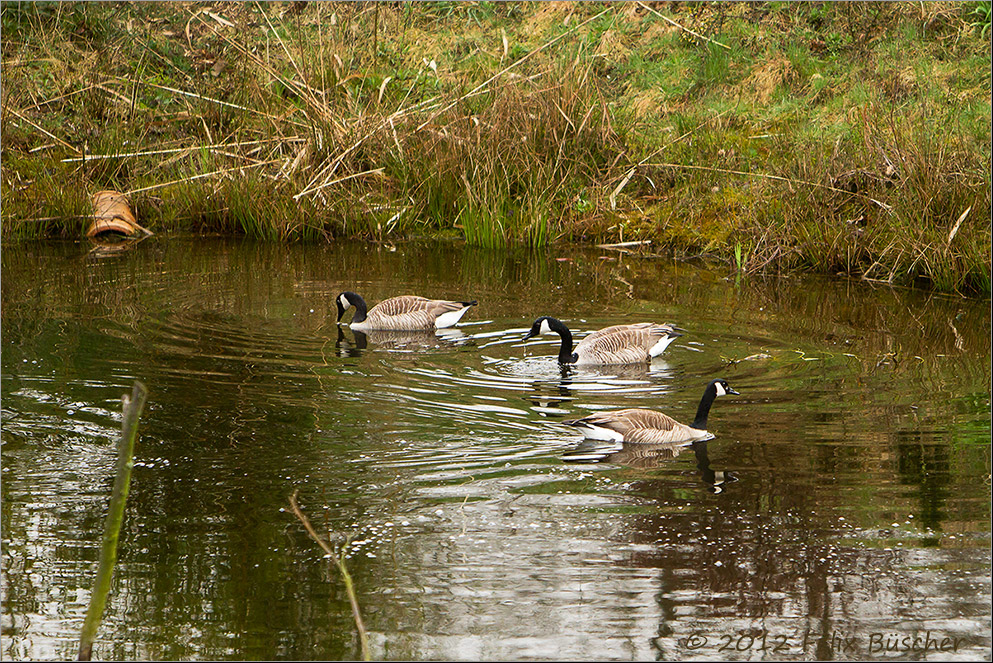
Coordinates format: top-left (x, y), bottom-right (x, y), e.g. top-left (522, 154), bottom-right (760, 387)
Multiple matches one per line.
top-left (524, 360), bottom-right (675, 403)
top-left (523, 362), bottom-right (679, 425)
top-left (561, 439), bottom-right (735, 494)
top-left (335, 325), bottom-right (468, 356)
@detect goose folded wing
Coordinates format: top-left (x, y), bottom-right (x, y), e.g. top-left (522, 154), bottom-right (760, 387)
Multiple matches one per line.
top-left (373, 295), bottom-right (431, 316)
top-left (581, 323), bottom-right (658, 344)
top-left (577, 328), bottom-right (657, 362)
top-left (365, 296), bottom-right (434, 328)
top-left (426, 300), bottom-right (471, 317)
top-left (607, 409), bottom-right (689, 445)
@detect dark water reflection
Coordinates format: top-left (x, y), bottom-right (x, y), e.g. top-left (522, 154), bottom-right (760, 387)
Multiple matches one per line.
top-left (1, 239), bottom-right (990, 660)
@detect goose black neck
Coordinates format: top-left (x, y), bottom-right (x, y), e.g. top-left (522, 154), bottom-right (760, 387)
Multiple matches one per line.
top-left (339, 292), bottom-right (368, 323)
top-left (691, 383), bottom-right (718, 430)
top-left (549, 319), bottom-right (576, 364)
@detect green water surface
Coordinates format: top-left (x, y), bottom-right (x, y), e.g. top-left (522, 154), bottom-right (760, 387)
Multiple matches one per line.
top-left (1, 239), bottom-right (990, 660)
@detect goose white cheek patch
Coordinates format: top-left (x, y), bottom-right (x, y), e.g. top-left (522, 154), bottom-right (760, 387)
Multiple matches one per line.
top-left (539, 319), bottom-right (552, 335)
top-left (339, 294), bottom-right (351, 309)
top-left (715, 382), bottom-right (727, 396)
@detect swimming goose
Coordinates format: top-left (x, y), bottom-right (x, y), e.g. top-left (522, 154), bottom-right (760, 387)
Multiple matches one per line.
top-left (563, 378), bottom-right (739, 444)
top-left (523, 316), bottom-right (682, 365)
top-left (336, 291), bottom-right (477, 331)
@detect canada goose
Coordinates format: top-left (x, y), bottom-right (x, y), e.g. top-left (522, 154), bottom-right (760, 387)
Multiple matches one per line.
top-left (563, 378), bottom-right (739, 444)
top-left (523, 316), bottom-right (682, 365)
top-left (336, 291), bottom-right (477, 331)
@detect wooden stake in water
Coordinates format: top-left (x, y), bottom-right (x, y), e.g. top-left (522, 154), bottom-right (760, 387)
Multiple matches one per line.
top-left (77, 381), bottom-right (148, 662)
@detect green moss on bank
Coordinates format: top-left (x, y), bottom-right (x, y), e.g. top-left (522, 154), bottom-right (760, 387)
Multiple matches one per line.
top-left (1, 1), bottom-right (990, 293)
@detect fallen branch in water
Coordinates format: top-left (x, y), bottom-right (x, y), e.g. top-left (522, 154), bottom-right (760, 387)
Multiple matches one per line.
top-left (597, 240), bottom-right (652, 250)
top-left (288, 490), bottom-right (370, 661)
top-left (77, 381), bottom-right (148, 661)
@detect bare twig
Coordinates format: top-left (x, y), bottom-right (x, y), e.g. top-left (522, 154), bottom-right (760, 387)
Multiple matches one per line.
top-left (125, 158), bottom-right (284, 196)
top-left (597, 240), bottom-right (652, 249)
top-left (609, 168), bottom-right (636, 210)
top-left (294, 95), bottom-right (444, 199)
top-left (606, 108), bottom-right (732, 206)
top-left (946, 206), bottom-right (971, 247)
top-left (139, 80), bottom-right (307, 128)
top-left (293, 168), bottom-right (384, 200)
top-left (21, 84), bottom-right (101, 112)
top-left (636, 1), bottom-right (731, 50)
top-left (414, 6), bottom-right (614, 133)
top-left (62, 138), bottom-right (303, 163)
top-left (190, 11), bottom-right (331, 128)
top-left (14, 215), bottom-right (97, 223)
top-left (288, 490), bottom-right (370, 661)
top-left (5, 107), bottom-right (80, 154)
top-left (637, 108), bottom-right (733, 169)
top-left (296, 9), bottom-right (610, 201)
top-left (255, 1), bottom-right (315, 104)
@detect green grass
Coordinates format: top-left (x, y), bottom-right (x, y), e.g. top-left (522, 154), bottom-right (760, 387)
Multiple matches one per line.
top-left (1, 1), bottom-right (989, 293)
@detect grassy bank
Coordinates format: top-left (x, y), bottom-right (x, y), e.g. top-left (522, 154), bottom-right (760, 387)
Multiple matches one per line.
top-left (2, 2), bottom-right (990, 293)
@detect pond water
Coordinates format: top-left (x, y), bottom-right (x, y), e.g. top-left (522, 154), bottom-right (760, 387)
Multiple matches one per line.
top-left (1, 238), bottom-right (990, 661)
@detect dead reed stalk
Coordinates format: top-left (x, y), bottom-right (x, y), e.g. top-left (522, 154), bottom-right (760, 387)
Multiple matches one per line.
top-left (288, 490), bottom-right (371, 662)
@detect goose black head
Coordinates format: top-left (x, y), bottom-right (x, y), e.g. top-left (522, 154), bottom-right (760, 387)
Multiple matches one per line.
top-left (523, 316), bottom-right (565, 341)
top-left (336, 291), bottom-right (363, 323)
top-left (710, 378), bottom-right (739, 397)
top-left (523, 317), bottom-right (577, 364)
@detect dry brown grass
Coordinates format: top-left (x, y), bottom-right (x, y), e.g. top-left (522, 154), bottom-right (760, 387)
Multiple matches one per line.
top-left (739, 54), bottom-right (797, 105)
top-left (1, 2), bottom-right (988, 292)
